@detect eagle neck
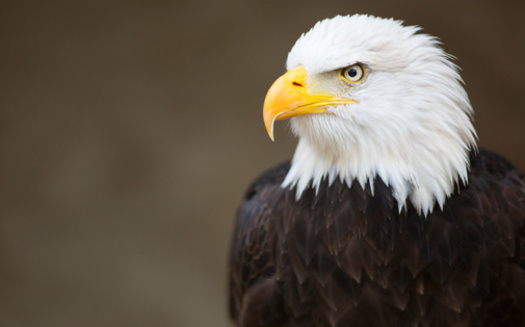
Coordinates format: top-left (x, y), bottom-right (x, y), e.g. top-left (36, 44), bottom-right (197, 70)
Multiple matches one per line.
top-left (282, 135), bottom-right (473, 216)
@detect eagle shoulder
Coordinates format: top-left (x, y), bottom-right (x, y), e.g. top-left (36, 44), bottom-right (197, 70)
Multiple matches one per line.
top-left (228, 161), bottom-right (291, 326)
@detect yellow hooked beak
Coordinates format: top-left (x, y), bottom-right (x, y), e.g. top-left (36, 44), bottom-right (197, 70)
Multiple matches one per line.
top-left (263, 66), bottom-right (357, 140)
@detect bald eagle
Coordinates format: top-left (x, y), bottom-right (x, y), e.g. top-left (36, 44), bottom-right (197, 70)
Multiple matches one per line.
top-left (229, 15), bottom-right (525, 327)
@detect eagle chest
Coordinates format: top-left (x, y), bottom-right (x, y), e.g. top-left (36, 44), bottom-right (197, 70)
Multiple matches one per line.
top-left (267, 179), bottom-right (520, 326)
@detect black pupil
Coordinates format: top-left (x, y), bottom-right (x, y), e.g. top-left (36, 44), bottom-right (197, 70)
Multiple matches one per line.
top-left (348, 67), bottom-right (358, 78)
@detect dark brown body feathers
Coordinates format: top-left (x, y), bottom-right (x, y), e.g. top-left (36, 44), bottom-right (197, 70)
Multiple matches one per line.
top-left (229, 150), bottom-right (525, 327)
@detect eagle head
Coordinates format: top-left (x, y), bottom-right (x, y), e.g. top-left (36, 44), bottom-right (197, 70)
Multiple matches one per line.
top-left (263, 15), bottom-right (477, 215)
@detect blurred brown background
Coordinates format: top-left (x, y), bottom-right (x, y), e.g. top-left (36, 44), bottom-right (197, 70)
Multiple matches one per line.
top-left (0, 0), bottom-right (523, 326)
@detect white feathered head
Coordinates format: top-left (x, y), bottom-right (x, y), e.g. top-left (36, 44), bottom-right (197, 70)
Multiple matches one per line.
top-left (263, 15), bottom-right (477, 215)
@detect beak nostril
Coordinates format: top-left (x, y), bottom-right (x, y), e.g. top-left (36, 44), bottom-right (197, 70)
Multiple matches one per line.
top-left (292, 82), bottom-right (303, 87)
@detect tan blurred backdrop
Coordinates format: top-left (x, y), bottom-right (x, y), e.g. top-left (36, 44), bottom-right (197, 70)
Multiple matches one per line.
top-left (0, 0), bottom-right (524, 326)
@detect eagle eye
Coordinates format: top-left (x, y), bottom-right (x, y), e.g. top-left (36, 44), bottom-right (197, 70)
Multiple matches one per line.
top-left (340, 63), bottom-right (366, 83)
